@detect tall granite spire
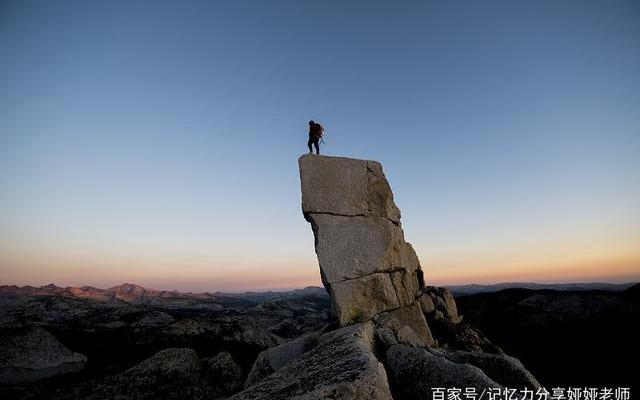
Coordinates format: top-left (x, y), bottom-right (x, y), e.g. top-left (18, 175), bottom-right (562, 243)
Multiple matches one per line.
top-left (299, 154), bottom-right (433, 346)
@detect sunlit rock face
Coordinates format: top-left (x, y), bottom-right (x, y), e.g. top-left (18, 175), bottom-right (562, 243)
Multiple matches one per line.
top-left (299, 154), bottom-right (428, 344)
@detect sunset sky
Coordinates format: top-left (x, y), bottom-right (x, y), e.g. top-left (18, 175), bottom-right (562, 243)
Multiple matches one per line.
top-left (1, 0), bottom-right (639, 292)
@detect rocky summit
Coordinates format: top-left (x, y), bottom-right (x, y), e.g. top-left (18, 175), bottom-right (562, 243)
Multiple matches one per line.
top-left (233, 154), bottom-right (541, 399)
top-left (300, 154), bottom-right (425, 328)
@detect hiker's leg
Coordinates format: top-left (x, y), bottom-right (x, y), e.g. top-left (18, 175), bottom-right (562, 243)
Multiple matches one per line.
top-left (307, 137), bottom-right (313, 153)
top-left (314, 139), bottom-right (320, 155)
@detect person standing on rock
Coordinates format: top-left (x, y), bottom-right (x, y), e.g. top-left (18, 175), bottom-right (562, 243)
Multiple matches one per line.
top-left (307, 120), bottom-right (324, 155)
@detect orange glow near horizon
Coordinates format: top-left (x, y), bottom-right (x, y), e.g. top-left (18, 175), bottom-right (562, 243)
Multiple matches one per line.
top-left (425, 256), bottom-right (640, 287)
top-left (1, 241), bottom-right (639, 292)
top-left (2, 212), bottom-right (639, 291)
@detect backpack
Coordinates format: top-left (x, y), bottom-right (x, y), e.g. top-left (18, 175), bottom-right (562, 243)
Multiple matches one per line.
top-left (312, 123), bottom-right (324, 138)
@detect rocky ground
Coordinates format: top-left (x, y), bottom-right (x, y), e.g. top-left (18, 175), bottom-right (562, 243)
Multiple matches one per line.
top-left (456, 283), bottom-right (640, 389)
top-left (1, 283), bottom-right (636, 399)
top-left (0, 285), bottom-right (331, 399)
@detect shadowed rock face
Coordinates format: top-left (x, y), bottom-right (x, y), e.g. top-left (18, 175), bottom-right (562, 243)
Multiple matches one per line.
top-left (0, 288), bottom-right (330, 400)
top-left (299, 154), bottom-right (425, 328)
top-left (231, 323), bottom-right (393, 400)
top-left (0, 326), bottom-right (87, 384)
top-left (243, 329), bottom-right (325, 388)
top-left (385, 344), bottom-right (500, 399)
top-left (38, 348), bottom-right (245, 400)
top-left (457, 286), bottom-right (640, 388)
top-left (373, 302), bottom-right (435, 347)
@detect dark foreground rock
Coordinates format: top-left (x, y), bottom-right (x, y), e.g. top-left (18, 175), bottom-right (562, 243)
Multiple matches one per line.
top-left (32, 348), bottom-right (243, 400)
top-left (438, 350), bottom-right (540, 388)
top-left (201, 351), bottom-right (244, 396)
top-left (244, 327), bottom-right (327, 388)
top-left (231, 323), bottom-right (393, 400)
top-left (0, 287), bottom-right (331, 400)
top-left (457, 286), bottom-right (640, 388)
top-left (0, 326), bottom-right (86, 384)
top-left (385, 344), bottom-right (500, 399)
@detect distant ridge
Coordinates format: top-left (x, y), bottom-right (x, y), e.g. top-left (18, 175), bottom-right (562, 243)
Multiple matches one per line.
top-left (447, 281), bottom-right (637, 296)
top-left (0, 283), bottom-right (328, 304)
top-left (1, 281), bottom-right (635, 302)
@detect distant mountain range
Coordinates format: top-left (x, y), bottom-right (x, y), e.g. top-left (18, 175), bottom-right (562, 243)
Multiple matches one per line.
top-left (446, 281), bottom-right (637, 296)
top-left (0, 283), bottom-right (329, 305)
top-left (1, 281), bottom-right (637, 304)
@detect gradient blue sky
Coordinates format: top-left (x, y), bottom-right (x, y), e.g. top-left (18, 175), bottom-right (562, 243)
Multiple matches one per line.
top-left (1, 0), bottom-right (639, 291)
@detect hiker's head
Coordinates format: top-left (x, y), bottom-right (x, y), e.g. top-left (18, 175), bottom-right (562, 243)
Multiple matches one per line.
top-left (308, 120), bottom-right (314, 125)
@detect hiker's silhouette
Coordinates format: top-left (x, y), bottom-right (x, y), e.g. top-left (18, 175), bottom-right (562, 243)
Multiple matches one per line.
top-left (307, 120), bottom-right (324, 155)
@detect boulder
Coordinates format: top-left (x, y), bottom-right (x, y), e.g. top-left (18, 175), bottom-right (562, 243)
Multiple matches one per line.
top-left (440, 350), bottom-right (540, 388)
top-left (373, 303), bottom-right (435, 347)
top-left (418, 291), bottom-right (436, 314)
top-left (125, 347), bottom-right (199, 377)
top-left (244, 329), bottom-right (323, 387)
top-left (74, 348), bottom-right (203, 400)
top-left (417, 286), bottom-right (461, 323)
top-left (233, 323), bottom-right (393, 400)
top-left (0, 325), bottom-right (87, 384)
top-left (201, 351), bottom-right (244, 397)
top-left (384, 344), bottom-right (501, 400)
top-left (427, 318), bottom-right (504, 353)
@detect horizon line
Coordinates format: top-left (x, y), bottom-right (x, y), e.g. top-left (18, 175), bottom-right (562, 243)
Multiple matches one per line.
top-left (2, 279), bottom-right (637, 294)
